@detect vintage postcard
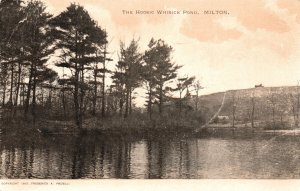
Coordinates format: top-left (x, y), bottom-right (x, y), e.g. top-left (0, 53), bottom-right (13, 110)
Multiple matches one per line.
top-left (1, 0), bottom-right (300, 190)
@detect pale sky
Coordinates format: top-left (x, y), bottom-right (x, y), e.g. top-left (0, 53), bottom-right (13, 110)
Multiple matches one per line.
top-left (43, 0), bottom-right (300, 103)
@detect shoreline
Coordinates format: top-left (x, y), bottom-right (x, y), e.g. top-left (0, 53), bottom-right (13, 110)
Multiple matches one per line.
top-left (1, 118), bottom-right (298, 138)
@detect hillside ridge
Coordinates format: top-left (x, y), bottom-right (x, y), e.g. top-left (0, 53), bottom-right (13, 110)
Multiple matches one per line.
top-left (195, 85), bottom-right (300, 128)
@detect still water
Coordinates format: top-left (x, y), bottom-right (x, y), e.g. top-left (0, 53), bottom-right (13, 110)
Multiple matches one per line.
top-left (1, 130), bottom-right (300, 179)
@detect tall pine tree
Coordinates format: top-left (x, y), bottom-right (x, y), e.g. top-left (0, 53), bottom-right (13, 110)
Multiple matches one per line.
top-left (51, 4), bottom-right (106, 128)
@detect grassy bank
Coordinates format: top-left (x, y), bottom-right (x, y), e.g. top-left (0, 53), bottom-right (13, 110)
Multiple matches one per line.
top-left (0, 115), bottom-right (204, 145)
top-left (2, 114), bottom-right (297, 146)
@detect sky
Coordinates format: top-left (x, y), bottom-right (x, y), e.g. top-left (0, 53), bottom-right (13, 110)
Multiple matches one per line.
top-left (42, 0), bottom-right (300, 105)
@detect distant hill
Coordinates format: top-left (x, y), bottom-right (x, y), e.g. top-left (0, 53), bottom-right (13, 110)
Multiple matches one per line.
top-left (193, 86), bottom-right (300, 127)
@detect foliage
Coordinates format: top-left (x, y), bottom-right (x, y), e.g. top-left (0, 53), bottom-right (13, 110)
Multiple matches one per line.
top-left (0, 1), bottom-right (206, 131)
top-left (143, 38), bottom-right (181, 116)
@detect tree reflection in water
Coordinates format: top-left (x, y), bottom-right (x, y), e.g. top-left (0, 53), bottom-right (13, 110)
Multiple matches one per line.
top-left (1, 132), bottom-right (300, 178)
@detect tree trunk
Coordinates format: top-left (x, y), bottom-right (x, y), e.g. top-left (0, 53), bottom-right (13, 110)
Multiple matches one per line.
top-left (158, 84), bottom-right (163, 114)
top-left (21, 83), bottom-right (25, 107)
top-left (2, 80), bottom-right (6, 107)
top-left (13, 62), bottom-right (22, 117)
top-left (79, 61), bottom-right (85, 129)
top-left (9, 63), bottom-right (14, 107)
top-left (74, 31), bottom-right (82, 129)
top-left (24, 63), bottom-right (34, 119)
top-left (119, 96), bottom-right (124, 117)
top-left (179, 90), bottom-right (182, 115)
top-left (129, 88), bottom-right (132, 115)
top-left (124, 88), bottom-right (129, 118)
top-left (1, 65), bottom-right (8, 107)
top-left (148, 87), bottom-right (153, 120)
top-left (92, 66), bottom-right (97, 116)
top-left (31, 64), bottom-right (37, 124)
top-left (101, 45), bottom-right (107, 118)
top-left (272, 106), bottom-right (275, 128)
top-left (48, 87), bottom-right (52, 110)
top-left (62, 89), bottom-right (66, 119)
top-left (101, 77), bottom-right (105, 117)
top-left (74, 61), bottom-right (81, 129)
top-left (195, 91), bottom-right (199, 111)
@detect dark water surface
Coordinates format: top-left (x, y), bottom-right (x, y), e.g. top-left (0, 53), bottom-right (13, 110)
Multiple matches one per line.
top-left (1, 130), bottom-right (300, 179)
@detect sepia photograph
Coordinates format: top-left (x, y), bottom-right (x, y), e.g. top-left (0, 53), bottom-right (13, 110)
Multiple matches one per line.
top-left (1, 0), bottom-right (300, 188)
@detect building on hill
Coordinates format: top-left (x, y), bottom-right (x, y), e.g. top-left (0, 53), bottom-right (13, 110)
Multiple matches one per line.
top-left (255, 84), bottom-right (264, 88)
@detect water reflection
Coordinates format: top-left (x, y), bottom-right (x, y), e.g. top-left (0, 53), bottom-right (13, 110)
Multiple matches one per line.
top-left (1, 132), bottom-right (300, 178)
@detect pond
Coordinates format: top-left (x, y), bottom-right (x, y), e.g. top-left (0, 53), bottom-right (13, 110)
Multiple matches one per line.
top-left (1, 129), bottom-right (300, 179)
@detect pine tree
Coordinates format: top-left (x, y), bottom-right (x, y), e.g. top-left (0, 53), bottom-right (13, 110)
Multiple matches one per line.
top-left (113, 39), bottom-right (143, 118)
top-left (51, 4), bottom-right (106, 128)
top-left (0, 0), bottom-right (24, 113)
top-left (174, 76), bottom-right (195, 114)
top-left (21, 0), bottom-right (57, 122)
top-left (143, 38), bottom-right (180, 116)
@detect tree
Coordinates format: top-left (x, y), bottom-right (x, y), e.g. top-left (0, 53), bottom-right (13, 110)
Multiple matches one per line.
top-left (111, 68), bottom-right (126, 116)
top-left (99, 42), bottom-right (112, 117)
top-left (21, 0), bottom-right (57, 122)
top-left (51, 3), bottom-right (106, 128)
top-left (0, 64), bottom-right (8, 106)
top-left (113, 39), bottom-right (143, 118)
top-left (193, 80), bottom-right (202, 111)
top-left (89, 55), bottom-right (102, 116)
top-left (174, 76), bottom-right (195, 114)
top-left (0, 0), bottom-right (25, 114)
top-left (142, 39), bottom-right (157, 119)
top-left (143, 38), bottom-right (180, 116)
top-left (37, 67), bottom-right (58, 111)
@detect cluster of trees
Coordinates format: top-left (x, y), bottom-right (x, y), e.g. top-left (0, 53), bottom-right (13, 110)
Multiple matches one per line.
top-left (0, 0), bottom-right (201, 129)
top-left (217, 87), bottom-right (300, 129)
